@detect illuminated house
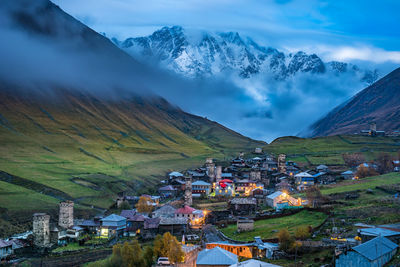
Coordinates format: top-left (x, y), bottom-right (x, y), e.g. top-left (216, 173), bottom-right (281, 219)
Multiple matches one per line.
top-left (99, 214), bottom-right (126, 238)
top-left (215, 179), bottom-right (235, 197)
top-left (192, 180), bottom-right (211, 195)
top-left (206, 237), bottom-right (279, 259)
top-left (266, 191), bottom-right (303, 210)
top-left (295, 172), bottom-right (314, 191)
top-left (234, 179), bottom-right (262, 196)
top-left (175, 205), bottom-right (205, 226)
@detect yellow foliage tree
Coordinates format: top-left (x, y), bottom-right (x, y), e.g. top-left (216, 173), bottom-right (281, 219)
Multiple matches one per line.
top-left (294, 226), bottom-right (310, 240)
top-left (278, 228), bottom-right (294, 252)
top-left (153, 232), bottom-right (184, 264)
top-left (135, 196), bottom-right (154, 213)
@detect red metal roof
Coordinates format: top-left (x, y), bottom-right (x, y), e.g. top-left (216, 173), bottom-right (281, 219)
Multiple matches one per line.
top-left (175, 205), bottom-right (195, 214)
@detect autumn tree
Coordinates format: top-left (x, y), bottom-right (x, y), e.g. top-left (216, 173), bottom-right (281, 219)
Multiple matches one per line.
top-left (278, 228), bottom-right (294, 252)
top-left (135, 196), bottom-right (154, 213)
top-left (143, 246), bottom-right (154, 267)
top-left (294, 226), bottom-right (310, 240)
top-left (376, 153), bottom-right (393, 174)
top-left (343, 153), bottom-right (366, 168)
top-left (110, 241), bottom-right (144, 267)
top-left (355, 165), bottom-right (378, 179)
top-left (153, 232), bottom-right (184, 264)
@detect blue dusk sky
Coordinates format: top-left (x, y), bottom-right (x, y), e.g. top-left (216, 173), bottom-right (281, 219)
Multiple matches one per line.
top-left (52, 0), bottom-right (400, 64)
top-left (49, 0), bottom-right (400, 141)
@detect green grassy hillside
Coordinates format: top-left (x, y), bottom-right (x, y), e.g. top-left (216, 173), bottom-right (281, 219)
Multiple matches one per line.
top-left (264, 135), bottom-right (400, 165)
top-left (0, 90), bottom-right (264, 222)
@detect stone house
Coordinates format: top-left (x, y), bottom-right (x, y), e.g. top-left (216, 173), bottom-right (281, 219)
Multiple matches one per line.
top-left (125, 214), bottom-right (148, 234)
top-left (237, 219), bottom-right (254, 233)
top-left (228, 198), bottom-right (257, 215)
top-left (158, 185), bottom-right (177, 198)
top-left (152, 204), bottom-right (176, 219)
top-left (234, 179), bottom-right (258, 197)
top-left (141, 217), bottom-right (160, 239)
top-left (159, 217), bottom-right (188, 236)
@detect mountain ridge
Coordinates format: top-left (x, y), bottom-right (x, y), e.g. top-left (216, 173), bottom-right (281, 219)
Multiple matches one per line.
top-left (113, 25), bottom-right (379, 83)
top-left (0, 0), bottom-right (264, 220)
top-left (307, 67), bottom-right (400, 136)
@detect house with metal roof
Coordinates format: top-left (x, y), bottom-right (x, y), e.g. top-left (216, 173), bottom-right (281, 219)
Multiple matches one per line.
top-left (341, 170), bottom-right (355, 180)
top-left (266, 191), bottom-right (303, 210)
top-left (0, 239), bottom-right (13, 260)
top-left (196, 246), bottom-right (238, 266)
top-left (295, 172), bottom-right (315, 191)
top-left (192, 180), bottom-right (212, 195)
top-left (206, 237), bottom-right (279, 260)
top-left (229, 259), bottom-right (281, 267)
top-left (359, 227), bottom-right (400, 244)
top-left (100, 214), bottom-right (127, 238)
top-left (335, 236), bottom-right (398, 267)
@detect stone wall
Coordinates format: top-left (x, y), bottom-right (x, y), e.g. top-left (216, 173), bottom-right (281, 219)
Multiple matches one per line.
top-left (237, 219), bottom-right (254, 233)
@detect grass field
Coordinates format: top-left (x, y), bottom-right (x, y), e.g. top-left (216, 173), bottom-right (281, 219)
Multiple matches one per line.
top-left (0, 92), bottom-right (264, 233)
top-left (220, 210), bottom-right (328, 241)
top-left (265, 135), bottom-right (400, 166)
top-left (320, 172), bottom-right (400, 195)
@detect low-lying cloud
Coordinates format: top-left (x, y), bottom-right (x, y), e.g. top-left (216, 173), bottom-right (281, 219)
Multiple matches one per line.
top-left (0, 0), bottom-right (393, 143)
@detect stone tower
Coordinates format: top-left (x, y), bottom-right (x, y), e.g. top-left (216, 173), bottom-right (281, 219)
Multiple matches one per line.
top-left (205, 158), bottom-right (215, 181)
top-left (278, 154), bottom-right (286, 174)
top-left (59, 200), bottom-right (74, 229)
top-left (184, 175), bottom-right (192, 206)
top-left (33, 213), bottom-right (50, 247)
top-left (215, 166), bottom-right (222, 183)
top-left (250, 170), bottom-right (261, 181)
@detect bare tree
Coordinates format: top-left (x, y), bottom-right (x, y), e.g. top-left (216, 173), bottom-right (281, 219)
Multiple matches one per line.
top-left (343, 153), bottom-right (366, 168)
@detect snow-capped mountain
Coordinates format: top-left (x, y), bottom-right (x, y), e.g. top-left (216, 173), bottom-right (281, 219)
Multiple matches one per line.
top-left (112, 26), bottom-right (378, 83)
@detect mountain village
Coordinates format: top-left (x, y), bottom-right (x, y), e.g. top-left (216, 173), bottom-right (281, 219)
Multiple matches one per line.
top-left (1, 144), bottom-right (400, 267)
top-left (1, 1), bottom-right (400, 267)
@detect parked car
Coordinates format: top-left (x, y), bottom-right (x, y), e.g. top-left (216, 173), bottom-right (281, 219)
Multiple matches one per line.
top-left (157, 257), bottom-right (170, 266)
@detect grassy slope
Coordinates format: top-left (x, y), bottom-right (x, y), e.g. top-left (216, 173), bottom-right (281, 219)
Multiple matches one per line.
top-left (220, 210), bottom-right (328, 241)
top-left (264, 135), bottom-right (400, 165)
top-left (320, 172), bottom-right (400, 195)
top-left (320, 173), bottom-right (400, 225)
top-left (0, 91), bottom-right (264, 215)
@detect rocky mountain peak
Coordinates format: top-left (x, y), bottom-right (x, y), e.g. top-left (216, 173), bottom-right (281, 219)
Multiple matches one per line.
top-left (112, 26), bottom-right (378, 83)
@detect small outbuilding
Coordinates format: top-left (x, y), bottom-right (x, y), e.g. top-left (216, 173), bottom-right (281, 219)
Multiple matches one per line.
top-left (335, 236), bottom-right (398, 267)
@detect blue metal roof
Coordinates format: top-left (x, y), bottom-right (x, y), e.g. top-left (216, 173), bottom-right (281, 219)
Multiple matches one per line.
top-left (360, 227), bottom-right (400, 237)
top-left (101, 214), bottom-right (126, 222)
top-left (352, 236), bottom-right (398, 261)
top-left (192, 180), bottom-right (211, 186)
top-left (196, 247), bottom-right (238, 265)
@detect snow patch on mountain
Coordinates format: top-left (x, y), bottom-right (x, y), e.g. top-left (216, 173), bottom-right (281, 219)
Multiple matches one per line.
top-left (113, 26), bottom-right (378, 84)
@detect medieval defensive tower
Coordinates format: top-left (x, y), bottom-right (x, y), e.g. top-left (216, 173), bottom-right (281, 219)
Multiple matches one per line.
top-left (59, 200), bottom-right (74, 229)
top-left (33, 213), bottom-right (50, 247)
top-left (184, 175), bottom-right (192, 206)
